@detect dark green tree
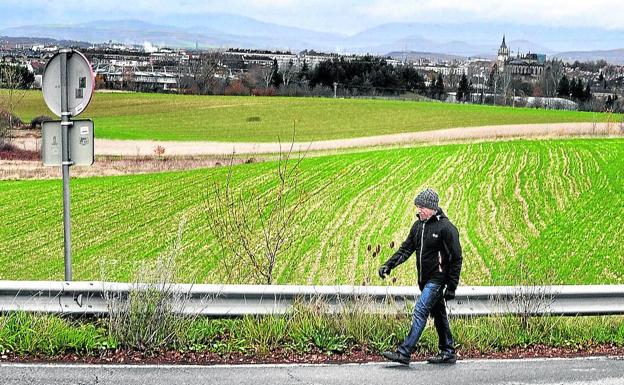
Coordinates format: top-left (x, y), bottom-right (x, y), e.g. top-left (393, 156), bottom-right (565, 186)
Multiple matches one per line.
top-left (299, 60), bottom-right (309, 83)
top-left (583, 84), bottom-right (592, 102)
top-left (556, 75), bottom-right (570, 98)
top-left (399, 66), bottom-right (425, 93)
top-left (456, 73), bottom-right (471, 102)
top-left (270, 59), bottom-right (283, 88)
top-left (434, 73), bottom-right (445, 100)
top-left (569, 78), bottom-right (577, 97)
top-left (570, 78), bottom-right (585, 100)
top-left (426, 73), bottom-right (443, 100)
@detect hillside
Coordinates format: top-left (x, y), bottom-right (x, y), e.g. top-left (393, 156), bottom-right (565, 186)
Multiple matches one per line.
top-left (15, 91), bottom-right (619, 142)
top-left (0, 139), bottom-right (622, 285)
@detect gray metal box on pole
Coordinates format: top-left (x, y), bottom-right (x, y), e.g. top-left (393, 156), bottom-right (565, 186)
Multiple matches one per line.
top-left (42, 120), bottom-right (94, 166)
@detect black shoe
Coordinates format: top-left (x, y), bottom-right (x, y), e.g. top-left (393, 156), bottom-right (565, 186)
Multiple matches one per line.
top-left (382, 350), bottom-right (410, 365)
top-left (427, 352), bottom-right (457, 364)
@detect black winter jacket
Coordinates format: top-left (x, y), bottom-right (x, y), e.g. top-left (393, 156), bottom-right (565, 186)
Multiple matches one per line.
top-left (383, 208), bottom-right (463, 291)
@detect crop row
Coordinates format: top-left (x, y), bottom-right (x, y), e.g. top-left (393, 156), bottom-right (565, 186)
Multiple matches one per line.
top-left (0, 139), bottom-right (622, 285)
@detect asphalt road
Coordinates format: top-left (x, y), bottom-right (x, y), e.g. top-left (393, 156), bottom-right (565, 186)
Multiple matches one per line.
top-left (1, 357), bottom-right (623, 385)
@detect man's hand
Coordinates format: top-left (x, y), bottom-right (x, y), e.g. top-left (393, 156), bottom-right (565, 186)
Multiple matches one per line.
top-left (443, 288), bottom-right (455, 300)
top-left (378, 265), bottom-right (391, 279)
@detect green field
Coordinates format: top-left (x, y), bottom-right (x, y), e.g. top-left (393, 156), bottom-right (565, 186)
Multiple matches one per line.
top-left (13, 91), bottom-right (618, 142)
top-left (1, 138), bottom-right (622, 285)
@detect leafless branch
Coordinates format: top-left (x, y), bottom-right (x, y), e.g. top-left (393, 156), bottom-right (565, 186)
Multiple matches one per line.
top-left (205, 124), bottom-right (328, 284)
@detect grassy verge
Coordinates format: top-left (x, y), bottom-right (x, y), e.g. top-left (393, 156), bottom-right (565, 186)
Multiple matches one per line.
top-left (1, 309), bottom-right (622, 358)
top-left (2, 249), bottom-right (621, 359)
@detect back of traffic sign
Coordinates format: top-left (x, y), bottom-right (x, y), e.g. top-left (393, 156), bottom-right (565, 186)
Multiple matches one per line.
top-left (40, 49), bottom-right (96, 282)
top-left (42, 50), bottom-right (94, 117)
top-left (42, 120), bottom-right (94, 166)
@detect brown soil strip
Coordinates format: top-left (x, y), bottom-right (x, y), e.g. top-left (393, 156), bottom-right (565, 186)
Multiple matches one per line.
top-left (4, 122), bottom-right (622, 180)
top-left (1, 345), bottom-right (622, 365)
top-left (0, 156), bottom-right (258, 180)
top-left (11, 122), bottom-right (622, 157)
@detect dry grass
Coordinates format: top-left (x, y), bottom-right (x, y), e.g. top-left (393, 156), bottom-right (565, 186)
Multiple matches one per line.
top-left (3, 122), bottom-right (623, 181)
top-left (0, 143), bottom-right (39, 162)
top-left (0, 155), bottom-right (260, 180)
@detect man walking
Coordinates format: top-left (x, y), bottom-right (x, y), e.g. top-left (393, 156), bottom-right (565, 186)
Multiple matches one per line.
top-left (379, 188), bottom-right (462, 365)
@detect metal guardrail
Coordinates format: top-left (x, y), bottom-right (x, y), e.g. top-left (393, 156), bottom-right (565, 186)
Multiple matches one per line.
top-left (1, 281), bottom-right (623, 317)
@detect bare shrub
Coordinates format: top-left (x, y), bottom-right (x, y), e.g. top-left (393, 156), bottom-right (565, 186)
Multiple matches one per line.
top-left (0, 109), bottom-right (22, 128)
top-left (0, 109), bottom-right (22, 149)
top-left (277, 84), bottom-right (313, 97)
top-left (528, 98), bottom-right (543, 109)
top-left (0, 65), bottom-right (29, 131)
top-left (224, 80), bottom-right (250, 96)
top-left (0, 117), bottom-right (9, 150)
top-left (508, 285), bottom-right (555, 330)
top-left (309, 85), bottom-right (334, 97)
top-left (206, 127), bottom-right (329, 284)
top-left (251, 87), bottom-right (277, 96)
top-left (104, 218), bottom-right (198, 351)
top-left (495, 253), bottom-right (557, 330)
top-left (153, 145), bottom-right (166, 157)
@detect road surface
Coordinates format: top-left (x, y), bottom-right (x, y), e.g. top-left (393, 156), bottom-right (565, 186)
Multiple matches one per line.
top-left (1, 357), bottom-right (623, 385)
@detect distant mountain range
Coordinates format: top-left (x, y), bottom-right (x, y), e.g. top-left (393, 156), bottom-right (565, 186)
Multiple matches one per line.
top-left (554, 49), bottom-right (624, 65)
top-left (0, 35), bottom-right (91, 48)
top-left (3, 14), bottom-right (624, 63)
top-left (386, 51), bottom-right (468, 62)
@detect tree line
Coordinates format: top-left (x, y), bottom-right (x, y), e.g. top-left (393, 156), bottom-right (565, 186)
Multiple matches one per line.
top-left (556, 75), bottom-right (592, 102)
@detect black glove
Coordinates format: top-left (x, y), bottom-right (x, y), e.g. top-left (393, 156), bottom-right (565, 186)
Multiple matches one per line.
top-left (378, 265), bottom-right (391, 279)
top-left (443, 288), bottom-right (455, 300)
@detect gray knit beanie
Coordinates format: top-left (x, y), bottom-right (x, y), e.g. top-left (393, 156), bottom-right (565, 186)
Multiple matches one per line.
top-left (414, 188), bottom-right (439, 210)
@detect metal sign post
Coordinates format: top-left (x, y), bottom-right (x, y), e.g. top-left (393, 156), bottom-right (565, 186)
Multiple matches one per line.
top-left (60, 50), bottom-right (74, 281)
top-left (41, 49), bottom-right (95, 281)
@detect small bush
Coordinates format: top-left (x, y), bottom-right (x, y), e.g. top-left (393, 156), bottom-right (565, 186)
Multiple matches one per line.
top-left (30, 115), bottom-right (53, 129)
top-left (0, 109), bottom-right (23, 129)
top-left (224, 80), bottom-right (250, 96)
top-left (287, 299), bottom-right (349, 354)
top-left (0, 109), bottom-right (21, 147)
top-left (251, 87), bottom-right (277, 96)
top-left (239, 315), bottom-right (288, 354)
top-left (104, 218), bottom-right (197, 351)
top-left (0, 312), bottom-right (113, 356)
top-left (153, 145), bottom-right (166, 157)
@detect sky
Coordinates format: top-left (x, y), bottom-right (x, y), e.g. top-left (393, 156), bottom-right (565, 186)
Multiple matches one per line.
top-left (1, 0), bottom-right (623, 35)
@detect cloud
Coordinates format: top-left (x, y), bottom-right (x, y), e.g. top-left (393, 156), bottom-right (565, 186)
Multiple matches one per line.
top-left (357, 0), bottom-right (624, 30)
top-left (1, 0), bottom-right (623, 34)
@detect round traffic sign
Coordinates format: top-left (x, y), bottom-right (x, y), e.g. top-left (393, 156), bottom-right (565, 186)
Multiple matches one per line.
top-left (42, 50), bottom-right (95, 117)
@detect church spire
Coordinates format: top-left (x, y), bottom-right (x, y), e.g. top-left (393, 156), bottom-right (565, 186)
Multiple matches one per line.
top-left (497, 34), bottom-right (510, 72)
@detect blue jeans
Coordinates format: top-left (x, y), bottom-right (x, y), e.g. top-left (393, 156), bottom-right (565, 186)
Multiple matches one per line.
top-left (398, 281), bottom-right (455, 356)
